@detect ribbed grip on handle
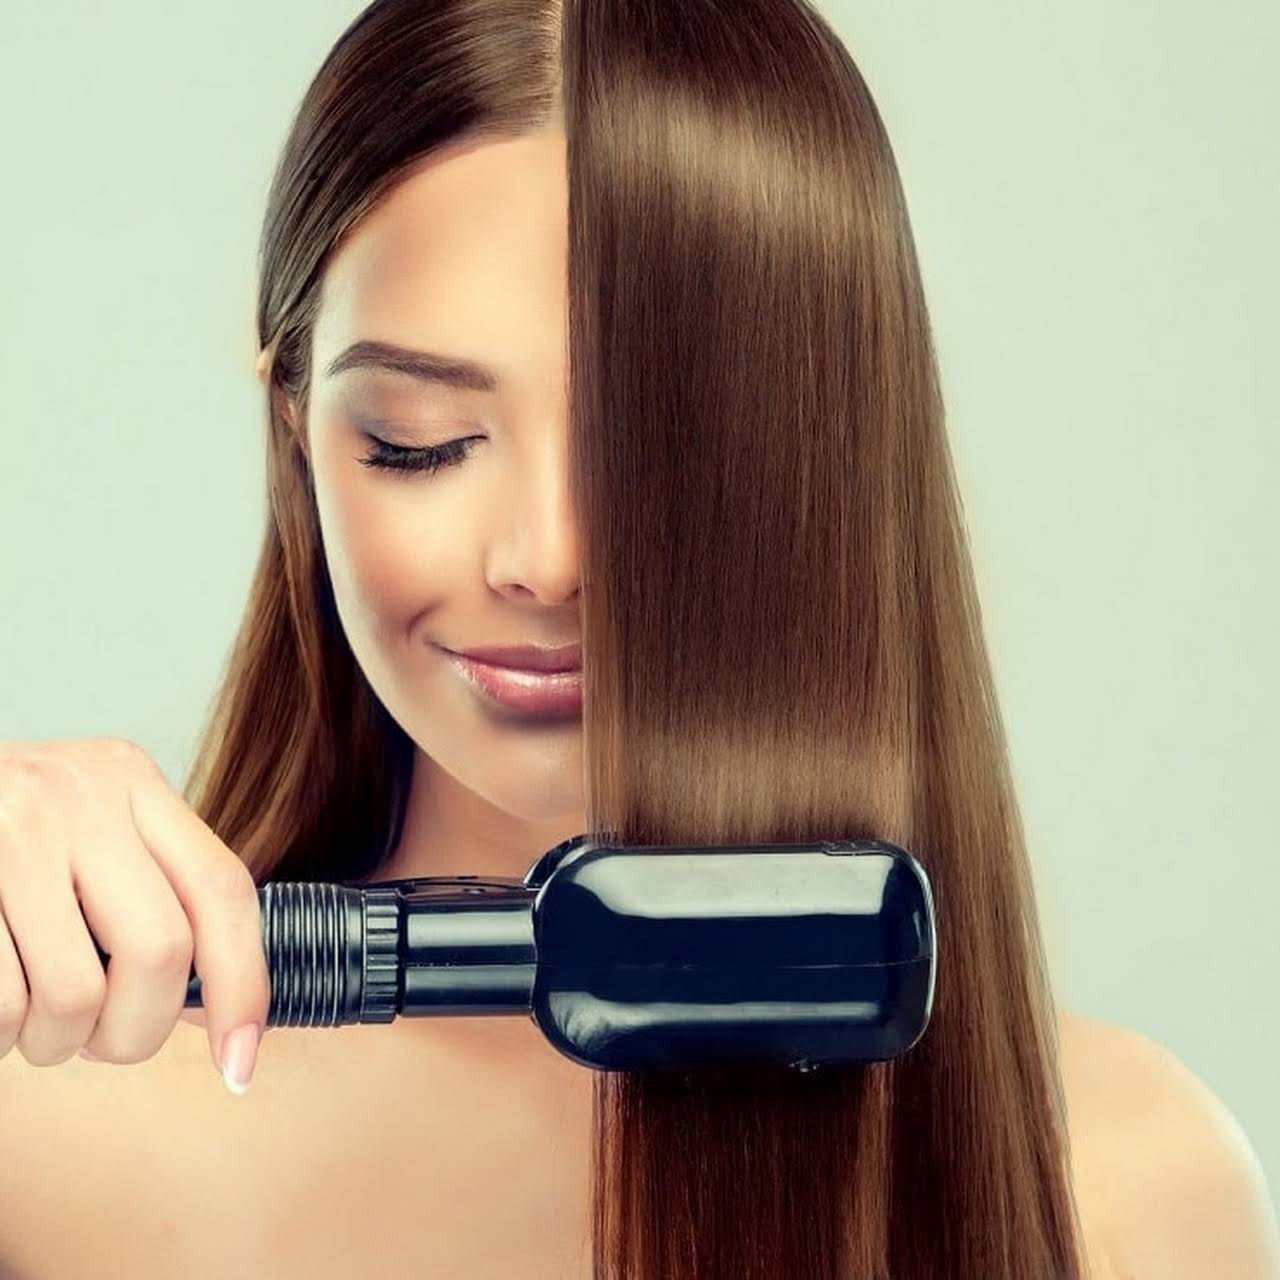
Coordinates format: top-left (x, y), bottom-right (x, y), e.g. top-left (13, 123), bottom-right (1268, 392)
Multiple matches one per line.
top-left (94, 881), bottom-right (403, 1028)
top-left (274, 882), bottom-right (399, 1027)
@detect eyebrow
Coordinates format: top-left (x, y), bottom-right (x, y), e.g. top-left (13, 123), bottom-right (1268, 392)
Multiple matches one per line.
top-left (324, 340), bottom-right (499, 393)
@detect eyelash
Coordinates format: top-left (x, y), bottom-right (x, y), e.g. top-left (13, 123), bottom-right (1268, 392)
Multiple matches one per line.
top-left (357, 435), bottom-right (482, 476)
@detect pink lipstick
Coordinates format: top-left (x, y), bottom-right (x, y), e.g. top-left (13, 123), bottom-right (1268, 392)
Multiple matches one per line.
top-left (440, 645), bottom-right (583, 718)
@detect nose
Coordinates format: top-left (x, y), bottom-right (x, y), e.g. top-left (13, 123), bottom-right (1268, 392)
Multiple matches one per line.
top-left (487, 440), bottom-right (581, 608)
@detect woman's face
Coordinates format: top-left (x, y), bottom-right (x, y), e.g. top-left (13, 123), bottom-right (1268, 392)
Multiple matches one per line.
top-left (284, 128), bottom-right (587, 858)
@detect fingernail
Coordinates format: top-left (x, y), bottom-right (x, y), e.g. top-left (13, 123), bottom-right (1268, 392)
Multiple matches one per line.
top-left (79, 1047), bottom-right (101, 1062)
top-left (219, 1022), bottom-right (261, 1095)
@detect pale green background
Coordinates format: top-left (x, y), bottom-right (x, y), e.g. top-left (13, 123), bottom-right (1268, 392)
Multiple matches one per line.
top-left (1, 1), bottom-right (1276, 1197)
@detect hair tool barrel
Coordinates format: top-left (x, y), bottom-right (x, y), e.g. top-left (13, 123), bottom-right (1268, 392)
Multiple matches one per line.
top-left (91, 834), bottom-right (937, 1072)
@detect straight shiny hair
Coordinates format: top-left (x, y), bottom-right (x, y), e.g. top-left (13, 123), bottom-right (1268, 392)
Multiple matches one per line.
top-left (184, 1), bottom-right (1090, 1274)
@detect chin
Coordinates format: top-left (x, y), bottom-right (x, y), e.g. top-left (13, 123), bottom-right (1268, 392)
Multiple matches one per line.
top-left (476, 768), bottom-right (583, 823)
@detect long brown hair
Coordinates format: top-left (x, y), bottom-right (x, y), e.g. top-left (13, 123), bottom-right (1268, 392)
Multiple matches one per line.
top-left (184, 1), bottom-right (1089, 1275)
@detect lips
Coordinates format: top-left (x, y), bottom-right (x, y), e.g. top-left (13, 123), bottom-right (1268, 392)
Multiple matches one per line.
top-left (443, 649), bottom-right (584, 717)
top-left (448, 642), bottom-right (582, 673)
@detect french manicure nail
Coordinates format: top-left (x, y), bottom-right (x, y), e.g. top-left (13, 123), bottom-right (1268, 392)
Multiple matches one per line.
top-left (219, 1022), bottom-right (261, 1095)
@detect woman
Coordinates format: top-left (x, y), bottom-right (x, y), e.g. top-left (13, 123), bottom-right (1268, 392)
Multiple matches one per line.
top-left (2, 2), bottom-right (1276, 1278)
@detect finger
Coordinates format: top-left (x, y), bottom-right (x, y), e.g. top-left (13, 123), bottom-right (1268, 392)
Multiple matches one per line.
top-left (67, 780), bottom-right (196, 1063)
top-left (0, 757), bottom-right (106, 1065)
top-left (0, 898), bottom-right (30, 1057)
top-left (125, 770), bottom-right (270, 1075)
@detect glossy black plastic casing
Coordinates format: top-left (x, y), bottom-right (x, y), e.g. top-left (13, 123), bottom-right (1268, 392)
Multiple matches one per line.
top-left (515, 834), bottom-right (936, 1071)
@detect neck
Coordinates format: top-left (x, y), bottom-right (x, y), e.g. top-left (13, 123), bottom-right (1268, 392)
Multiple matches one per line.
top-left (372, 745), bottom-right (587, 883)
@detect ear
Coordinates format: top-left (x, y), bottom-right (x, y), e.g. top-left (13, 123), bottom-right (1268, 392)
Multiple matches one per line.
top-left (279, 394), bottom-right (309, 464)
top-left (255, 346), bottom-right (309, 462)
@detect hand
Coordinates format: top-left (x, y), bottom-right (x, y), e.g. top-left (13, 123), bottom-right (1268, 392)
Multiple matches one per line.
top-left (0, 738), bottom-right (270, 1091)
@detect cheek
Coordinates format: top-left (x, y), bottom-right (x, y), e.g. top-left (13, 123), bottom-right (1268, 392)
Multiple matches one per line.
top-left (313, 462), bottom-right (466, 634)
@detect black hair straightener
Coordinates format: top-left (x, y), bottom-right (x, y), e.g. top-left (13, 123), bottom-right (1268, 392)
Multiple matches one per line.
top-left (96, 833), bottom-right (937, 1072)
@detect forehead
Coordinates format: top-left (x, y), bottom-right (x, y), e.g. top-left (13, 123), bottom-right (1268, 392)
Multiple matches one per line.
top-left (313, 129), bottom-right (569, 392)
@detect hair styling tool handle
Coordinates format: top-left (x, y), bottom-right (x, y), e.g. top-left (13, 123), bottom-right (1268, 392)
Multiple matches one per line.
top-left (90, 880), bottom-right (403, 1027)
top-left (89, 835), bottom-right (937, 1072)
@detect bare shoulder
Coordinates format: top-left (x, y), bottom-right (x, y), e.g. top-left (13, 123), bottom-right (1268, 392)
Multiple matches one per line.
top-left (0, 1030), bottom-right (213, 1275)
top-left (1060, 1009), bottom-right (1280, 1280)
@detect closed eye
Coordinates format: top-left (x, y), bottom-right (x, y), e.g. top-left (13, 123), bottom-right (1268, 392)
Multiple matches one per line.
top-left (357, 434), bottom-right (483, 476)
